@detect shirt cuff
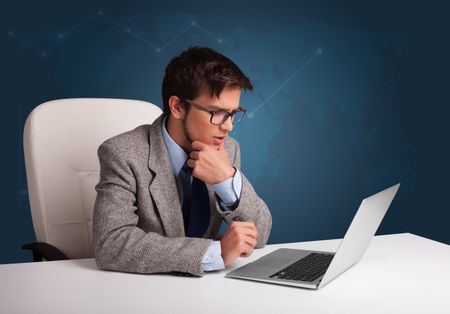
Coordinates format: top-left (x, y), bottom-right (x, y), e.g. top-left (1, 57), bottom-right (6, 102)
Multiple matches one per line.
top-left (212, 168), bottom-right (242, 209)
top-left (201, 241), bottom-right (225, 272)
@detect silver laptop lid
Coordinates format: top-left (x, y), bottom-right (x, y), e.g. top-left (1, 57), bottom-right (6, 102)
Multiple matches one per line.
top-left (318, 183), bottom-right (400, 288)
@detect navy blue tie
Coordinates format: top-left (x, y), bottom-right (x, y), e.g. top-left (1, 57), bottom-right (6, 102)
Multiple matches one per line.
top-left (178, 161), bottom-right (210, 237)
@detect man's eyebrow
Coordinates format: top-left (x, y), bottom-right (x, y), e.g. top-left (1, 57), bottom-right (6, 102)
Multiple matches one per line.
top-left (210, 105), bottom-right (240, 112)
top-left (213, 106), bottom-right (230, 111)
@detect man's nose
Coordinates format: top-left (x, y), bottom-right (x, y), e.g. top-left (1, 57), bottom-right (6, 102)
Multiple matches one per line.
top-left (220, 117), bottom-right (233, 132)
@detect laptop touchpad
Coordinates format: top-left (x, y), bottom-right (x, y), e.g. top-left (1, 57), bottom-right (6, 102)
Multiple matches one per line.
top-left (254, 257), bottom-right (292, 268)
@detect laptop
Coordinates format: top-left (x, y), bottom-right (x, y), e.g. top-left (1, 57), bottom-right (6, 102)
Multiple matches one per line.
top-left (226, 183), bottom-right (400, 289)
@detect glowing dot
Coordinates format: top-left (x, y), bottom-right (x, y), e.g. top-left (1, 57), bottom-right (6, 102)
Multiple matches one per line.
top-left (247, 112), bottom-right (254, 119)
top-left (126, 28), bottom-right (131, 33)
top-left (98, 10), bottom-right (103, 15)
top-left (59, 33), bottom-right (64, 39)
top-left (41, 52), bottom-right (47, 57)
top-left (316, 48), bottom-right (323, 55)
top-left (8, 31), bottom-right (14, 36)
top-left (192, 21), bottom-right (196, 26)
top-left (218, 38), bottom-right (223, 44)
top-left (156, 48), bottom-right (161, 53)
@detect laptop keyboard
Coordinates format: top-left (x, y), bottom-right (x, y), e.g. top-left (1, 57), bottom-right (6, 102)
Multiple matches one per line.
top-left (269, 253), bottom-right (334, 282)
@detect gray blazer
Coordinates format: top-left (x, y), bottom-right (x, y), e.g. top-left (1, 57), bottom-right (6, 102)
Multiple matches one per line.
top-left (93, 114), bottom-right (272, 276)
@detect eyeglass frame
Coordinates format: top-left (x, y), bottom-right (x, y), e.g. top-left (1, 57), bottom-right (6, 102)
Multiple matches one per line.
top-left (180, 98), bottom-right (246, 125)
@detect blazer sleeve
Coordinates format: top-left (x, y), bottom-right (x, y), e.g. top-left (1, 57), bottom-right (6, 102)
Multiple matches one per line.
top-left (93, 142), bottom-right (213, 277)
top-left (216, 139), bottom-right (272, 248)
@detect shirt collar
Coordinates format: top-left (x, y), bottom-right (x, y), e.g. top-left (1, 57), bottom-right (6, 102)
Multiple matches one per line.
top-left (161, 116), bottom-right (188, 177)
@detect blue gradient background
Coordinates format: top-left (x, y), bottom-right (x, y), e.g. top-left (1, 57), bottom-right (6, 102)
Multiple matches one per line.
top-left (2, 1), bottom-right (449, 264)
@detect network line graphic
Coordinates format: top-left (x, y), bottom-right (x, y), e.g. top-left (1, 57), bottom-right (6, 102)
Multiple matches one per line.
top-left (7, 10), bottom-right (223, 57)
top-left (8, 9), bottom-right (322, 121)
top-left (248, 48), bottom-right (323, 118)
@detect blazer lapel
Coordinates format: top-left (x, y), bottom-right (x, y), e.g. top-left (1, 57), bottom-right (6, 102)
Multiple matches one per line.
top-left (147, 115), bottom-right (185, 237)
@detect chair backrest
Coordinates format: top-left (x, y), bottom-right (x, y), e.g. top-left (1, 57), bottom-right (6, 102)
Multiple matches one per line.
top-left (23, 98), bottom-right (162, 259)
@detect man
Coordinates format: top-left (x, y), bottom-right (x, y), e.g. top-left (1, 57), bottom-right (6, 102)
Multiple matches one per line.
top-left (93, 47), bottom-right (272, 276)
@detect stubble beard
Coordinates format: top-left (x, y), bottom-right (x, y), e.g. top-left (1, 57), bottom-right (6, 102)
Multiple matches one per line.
top-left (182, 116), bottom-right (194, 151)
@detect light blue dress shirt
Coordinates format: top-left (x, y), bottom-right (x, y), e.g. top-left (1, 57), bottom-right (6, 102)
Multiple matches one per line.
top-left (161, 117), bottom-right (242, 271)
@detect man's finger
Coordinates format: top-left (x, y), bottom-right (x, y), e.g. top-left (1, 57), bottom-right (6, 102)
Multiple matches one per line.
top-left (240, 242), bottom-right (255, 256)
top-left (186, 158), bottom-right (196, 168)
top-left (189, 151), bottom-right (200, 160)
top-left (243, 235), bottom-right (257, 248)
top-left (231, 222), bottom-right (257, 239)
top-left (231, 223), bottom-right (257, 237)
top-left (231, 221), bottom-right (256, 229)
top-left (242, 228), bottom-right (258, 240)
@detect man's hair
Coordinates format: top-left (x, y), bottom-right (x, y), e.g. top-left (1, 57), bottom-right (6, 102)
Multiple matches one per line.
top-left (162, 46), bottom-right (253, 115)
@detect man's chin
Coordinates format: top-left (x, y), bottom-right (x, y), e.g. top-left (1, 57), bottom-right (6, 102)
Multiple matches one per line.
top-left (187, 138), bottom-right (220, 149)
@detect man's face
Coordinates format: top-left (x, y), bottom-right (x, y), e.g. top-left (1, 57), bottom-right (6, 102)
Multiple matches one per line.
top-left (182, 87), bottom-right (241, 149)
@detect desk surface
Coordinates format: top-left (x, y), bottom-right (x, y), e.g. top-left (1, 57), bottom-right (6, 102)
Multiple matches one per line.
top-left (1, 233), bottom-right (449, 314)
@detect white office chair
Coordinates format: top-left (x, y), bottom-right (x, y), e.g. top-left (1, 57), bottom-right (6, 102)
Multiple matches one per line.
top-left (23, 98), bottom-right (162, 261)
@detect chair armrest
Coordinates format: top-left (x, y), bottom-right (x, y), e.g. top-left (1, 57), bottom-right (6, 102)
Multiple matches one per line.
top-left (22, 242), bottom-right (68, 262)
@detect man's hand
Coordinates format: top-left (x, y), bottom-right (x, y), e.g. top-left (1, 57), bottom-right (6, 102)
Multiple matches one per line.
top-left (187, 140), bottom-right (235, 184)
top-left (220, 221), bottom-right (258, 267)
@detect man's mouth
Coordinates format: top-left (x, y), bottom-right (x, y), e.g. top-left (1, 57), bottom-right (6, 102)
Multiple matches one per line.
top-left (213, 135), bottom-right (226, 144)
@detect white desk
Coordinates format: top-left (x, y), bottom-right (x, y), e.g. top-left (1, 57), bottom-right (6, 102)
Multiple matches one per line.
top-left (1, 233), bottom-right (449, 314)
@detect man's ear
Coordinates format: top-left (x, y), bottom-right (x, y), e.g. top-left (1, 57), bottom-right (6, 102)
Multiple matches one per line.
top-left (168, 96), bottom-right (185, 120)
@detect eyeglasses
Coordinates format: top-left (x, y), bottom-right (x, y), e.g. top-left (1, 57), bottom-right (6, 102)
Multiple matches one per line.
top-left (181, 99), bottom-right (246, 125)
